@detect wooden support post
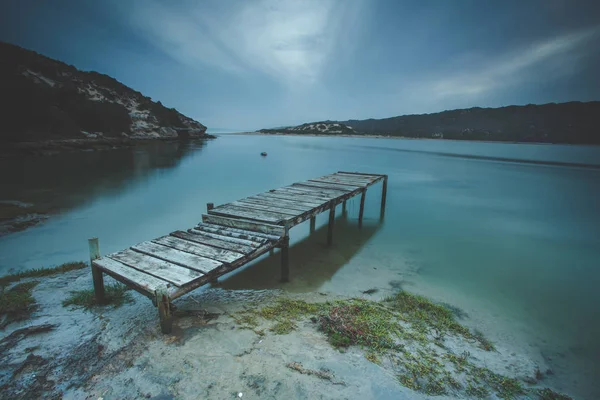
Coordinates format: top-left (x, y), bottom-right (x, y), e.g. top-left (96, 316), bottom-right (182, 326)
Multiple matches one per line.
top-left (280, 234), bottom-right (290, 282)
top-left (380, 176), bottom-right (388, 221)
top-left (342, 200), bottom-right (347, 216)
top-left (309, 216), bottom-right (316, 233)
top-left (88, 237), bottom-right (105, 305)
top-left (358, 189), bottom-right (367, 228)
top-left (155, 285), bottom-right (173, 334)
top-left (327, 203), bottom-right (335, 246)
top-left (270, 248), bottom-right (275, 256)
top-left (207, 202), bottom-right (214, 212)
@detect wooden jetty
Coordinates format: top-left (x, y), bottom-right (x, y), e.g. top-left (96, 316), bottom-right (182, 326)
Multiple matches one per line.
top-left (89, 171), bottom-right (388, 333)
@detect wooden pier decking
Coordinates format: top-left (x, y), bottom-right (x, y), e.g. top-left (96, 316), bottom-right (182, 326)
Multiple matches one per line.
top-left (89, 171), bottom-right (387, 333)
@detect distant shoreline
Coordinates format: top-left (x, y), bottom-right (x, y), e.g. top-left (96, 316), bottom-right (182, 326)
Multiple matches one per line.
top-left (0, 135), bottom-right (216, 158)
top-left (228, 131), bottom-right (599, 147)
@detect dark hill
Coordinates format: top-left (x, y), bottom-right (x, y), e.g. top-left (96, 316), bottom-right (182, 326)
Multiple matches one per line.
top-left (0, 41), bottom-right (208, 143)
top-left (260, 102), bottom-right (600, 144)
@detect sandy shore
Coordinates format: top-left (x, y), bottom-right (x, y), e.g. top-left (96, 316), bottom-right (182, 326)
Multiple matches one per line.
top-left (0, 265), bottom-right (571, 400)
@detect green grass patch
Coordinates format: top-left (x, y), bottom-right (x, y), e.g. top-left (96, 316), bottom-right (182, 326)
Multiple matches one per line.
top-left (0, 261), bottom-right (86, 287)
top-left (62, 284), bottom-right (133, 310)
top-left (318, 299), bottom-right (403, 352)
top-left (384, 291), bottom-right (495, 351)
top-left (0, 281), bottom-right (40, 325)
top-left (269, 319), bottom-right (297, 334)
top-left (231, 292), bottom-right (568, 399)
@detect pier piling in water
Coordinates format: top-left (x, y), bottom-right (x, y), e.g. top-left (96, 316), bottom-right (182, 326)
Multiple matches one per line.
top-left (327, 203), bottom-right (335, 246)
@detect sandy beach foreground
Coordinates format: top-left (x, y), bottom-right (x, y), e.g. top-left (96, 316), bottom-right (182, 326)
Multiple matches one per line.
top-left (0, 266), bottom-right (571, 400)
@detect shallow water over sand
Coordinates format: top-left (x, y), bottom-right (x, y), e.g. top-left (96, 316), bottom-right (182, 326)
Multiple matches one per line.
top-left (1, 135), bottom-right (599, 398)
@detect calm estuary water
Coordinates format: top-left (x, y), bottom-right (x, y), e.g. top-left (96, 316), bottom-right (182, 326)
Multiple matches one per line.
top-left (1, 135), bottom-right (599, 398)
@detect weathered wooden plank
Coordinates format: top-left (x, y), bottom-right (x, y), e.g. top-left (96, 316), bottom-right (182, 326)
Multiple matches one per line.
top-left (238, 197), bottom-right (313, 213)
top-left (171, 230), bottom-right (256, 254)
top-left (337, 171), bottom-right (386, 179)
top-left (248, 196), bottom-right (320, 211)
top-left (310, 176), bottom-right (369, 187)
top-left (281, 186), bottom-right (348, 200)
top-left (309, 178), bottom-right (366, 188)
top-left (202, 214), bottom-right (285, 236)
top-left (259, 191), bottom-right (327, 206)
top-left (228, 201), bottom-right (301, 216)
top-left (189, 228), bottom-right (264, 248)
top-left (208, 205), bottom-right (286, 224)
top-left (290, 183), bottom-right (364, 199)
top-left (196, 223), bottom-right (281, 242)
top-left (108, 249), bottom-right (202, 286)
top-left (316, 175), bottom-right (374, 186)
top-left (332, 174), bottom-right (383, 188)
top-left (274, 187), bottom-right (336, 201)
top-left (93, 257), bottom-right (174, 297)
top-left (293, 181), bottom-right (356, 192)
top-left (170, 241), bottom-right (276, 299)
top-left (154, 236), bottom-right (244, 263)
top-left (330, 173), bottom-right (378, 183)
top-left (132, 241), bottom-right (223, 274)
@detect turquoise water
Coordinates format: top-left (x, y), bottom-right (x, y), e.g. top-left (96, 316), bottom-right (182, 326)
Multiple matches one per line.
top-left (1, 135), bottom-right (599, 397)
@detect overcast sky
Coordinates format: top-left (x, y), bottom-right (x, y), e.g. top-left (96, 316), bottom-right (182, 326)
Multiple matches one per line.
top-left (1, 0), bottom-right (599, 131)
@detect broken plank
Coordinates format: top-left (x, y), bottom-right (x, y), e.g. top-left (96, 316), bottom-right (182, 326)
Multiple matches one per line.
top-left (154, 236), bottom-right (244, 263)
top-left (93, 257), bottom-right (174, 297)
top-left (201, 214), bottom-right (286, 236)
top-left (132, 241), bottom-right (223, 274)
top-left (171, 230), bottom-right (255, 254)
top-left (108, 249), bottom-right (202, 286)
top-left (196, 223), bottom-right (281, 242)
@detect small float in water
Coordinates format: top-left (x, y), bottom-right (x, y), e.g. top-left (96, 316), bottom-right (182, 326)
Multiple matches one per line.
top-left (260, 152), bottom-right (267, 157)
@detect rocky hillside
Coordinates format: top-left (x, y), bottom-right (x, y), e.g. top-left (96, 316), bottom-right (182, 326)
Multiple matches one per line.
top-left (259, 122), bottom-right (357, 135)
top-left (260, 102), bottom-right (600, 144)
top-left (0, 42), bottom-right (208, 143)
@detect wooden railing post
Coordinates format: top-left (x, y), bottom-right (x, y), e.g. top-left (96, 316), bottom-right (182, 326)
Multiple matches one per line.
top-left (88, 237), bottom-right (106, 304)
top-left (380, 176), bottom-right (388, 222)
top-left (280, 231), bottom-right (290, 282)
top-left (327, 203), bottom-right (335, 246)
top-left (207, 203), bottom-right (214, 212)
top-left (358, 189), bottom-right (367, 228)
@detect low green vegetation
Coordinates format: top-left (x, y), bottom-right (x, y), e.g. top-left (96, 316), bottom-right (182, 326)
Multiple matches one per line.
top-left (0, 261), bottom-right (86, 287)
top-left (62, 284), bottom-right (133, 310)
top-left (232, 291), bottom-right (568, 398)
top-left (535, 388), bottom-right (573, 400)
top-left (0, 281), bottom-right (40, 326)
